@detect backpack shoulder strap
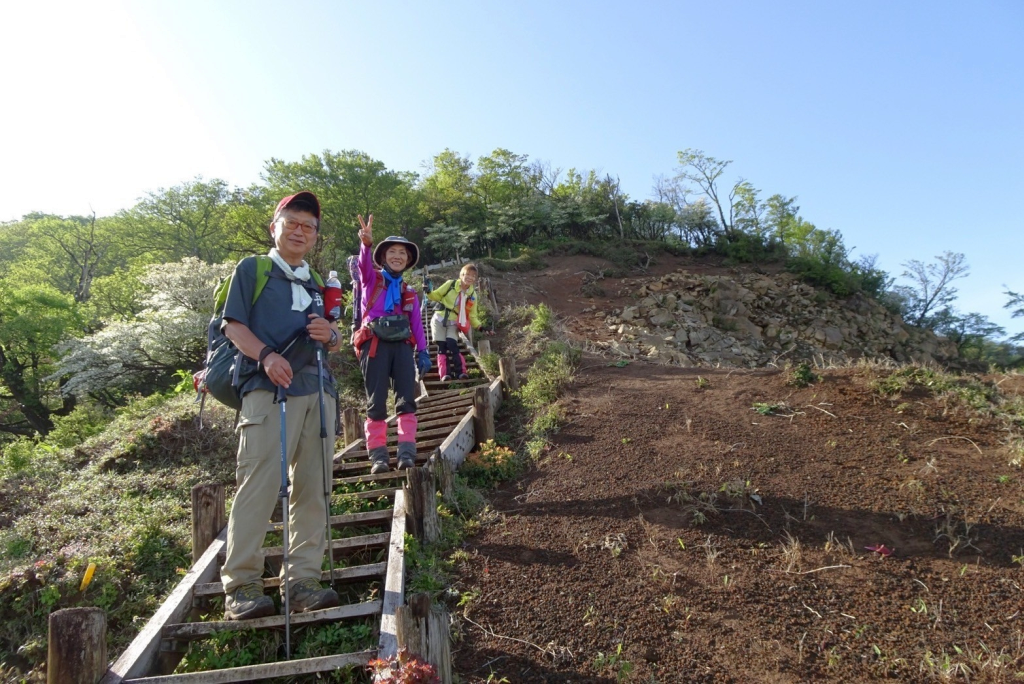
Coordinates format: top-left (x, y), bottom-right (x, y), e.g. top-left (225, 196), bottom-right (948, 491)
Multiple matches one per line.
top-left (310, 269), bottom-right (324, 288)
top-left (253, 255), bottom-right (272, 305)
top-left (365, 273), bottom-right (408, 316)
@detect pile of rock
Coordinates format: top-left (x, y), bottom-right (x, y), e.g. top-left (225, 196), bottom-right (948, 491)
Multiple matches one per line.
top-left (595, 270), bottom-right (956, 367)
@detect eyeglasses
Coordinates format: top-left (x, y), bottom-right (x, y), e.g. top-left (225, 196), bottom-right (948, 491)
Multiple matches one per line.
top-left (276, 217), bottom-right (318, 235)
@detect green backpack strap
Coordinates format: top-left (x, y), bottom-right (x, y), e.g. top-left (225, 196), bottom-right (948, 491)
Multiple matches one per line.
top-left (249, 255), bottom-right (324, 306)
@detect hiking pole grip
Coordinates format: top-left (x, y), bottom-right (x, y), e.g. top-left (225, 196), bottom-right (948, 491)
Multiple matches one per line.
top-left (276, 384), bottom-right (291, 658)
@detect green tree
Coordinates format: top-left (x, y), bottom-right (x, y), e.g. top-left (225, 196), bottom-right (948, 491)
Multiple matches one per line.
top-left (264, 150), bottom-right (412, 273)
top-left (116, 177), bottom-right (236, 263)
top-left (0, 281), bottom-right (81, 435)
top-left (894, 252), bottom-right (970, 328)
top-left (932, 309), bottom-right (1006, 359)
top-left (1005, 289), bottom-right (1024, 342)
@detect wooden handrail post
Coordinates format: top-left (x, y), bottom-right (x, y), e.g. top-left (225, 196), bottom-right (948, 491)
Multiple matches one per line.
top-left (396, 593), bottom-right (452, 684)
top-left (191, 483), bottom-right (225, 564)
top-left (48, 607), bottom-right (106, 684)
top-left (405, 467), bottom-right (441, 544)
top-left (499, 357), bottom-right (519, 393)
top-left (473, 385), bottom-right (494, 446)
top-left (477, 339), bottom-right (491, 357)
top-left (342, 407), bottom-right (363, 446)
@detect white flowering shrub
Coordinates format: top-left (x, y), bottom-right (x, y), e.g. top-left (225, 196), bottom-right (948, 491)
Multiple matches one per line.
top-left (54, 258), bottom-right (234, 397)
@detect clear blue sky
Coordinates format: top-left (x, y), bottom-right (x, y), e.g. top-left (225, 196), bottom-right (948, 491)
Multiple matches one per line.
top-left (1, 1), bottom-right (1021, 333)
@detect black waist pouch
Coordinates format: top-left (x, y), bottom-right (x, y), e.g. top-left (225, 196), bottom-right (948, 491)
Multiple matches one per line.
top-left (368, 314), bottom-right (411, 342)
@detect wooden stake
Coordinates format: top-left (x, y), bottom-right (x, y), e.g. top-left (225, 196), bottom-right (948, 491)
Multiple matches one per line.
top-left (342, 407), bottom-right (363, 446)
top-left (191, 483), bottom-right (225, 564)
top-left (477, 339), bottom-right (491, 356)
top-left (48, 608), bottom-right (106, 684)
top-left (396, 594), bottom-right (452, 684)
top-left (473, 385), bottom-right (494, 445)
top-left (405, 467), bottom-right (440, 544)
top-left (499, 357), bottom-right (519, 392)
top-left (430, 449), bottom-right (455, 505)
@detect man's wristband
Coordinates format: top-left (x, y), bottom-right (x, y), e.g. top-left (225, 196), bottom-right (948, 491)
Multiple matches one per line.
top-left (258, 345), bottom-right (275, 364)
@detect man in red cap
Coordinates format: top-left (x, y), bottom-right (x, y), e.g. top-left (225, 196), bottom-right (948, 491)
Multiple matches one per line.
top-left (218, 191), bottom-right (343, 620)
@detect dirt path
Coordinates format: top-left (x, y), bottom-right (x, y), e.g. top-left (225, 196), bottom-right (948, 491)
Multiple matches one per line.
top-left (449, 360), bottom-right (1024, 682)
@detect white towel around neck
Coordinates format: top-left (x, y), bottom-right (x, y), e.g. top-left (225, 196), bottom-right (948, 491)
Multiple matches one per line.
top-left (268, 248), bottom-right (313, 311)
top-left (457, 287), bottom-right (468, 329)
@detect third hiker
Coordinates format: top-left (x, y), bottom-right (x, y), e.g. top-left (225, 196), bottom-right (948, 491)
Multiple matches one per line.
top-left (426, 263), bottom-right (483, 381)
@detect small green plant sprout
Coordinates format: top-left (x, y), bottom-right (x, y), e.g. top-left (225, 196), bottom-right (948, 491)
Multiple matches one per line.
top-left (752, 401), bottom-right (784, 416)
top-left (594, 643), bottom-right (634, 683)
top-left (997, 474), bottom-right (1012, 484)
top-left (826, 439), bottom-right (838, 449)
top-left (559, 451), bottom-right (574, 462)
top-left (788, 362), bottom-right (819, 388)
top-left (1012, 551), bottom-right (1024, 567)
top-left (583, 604), bottom-right (598, 627)
top-left (894, 402), bottom-right (911, 413)
top-left (677, 538), bottom-right (686, 550)
top-left (696, 376), bottom-right (710, 389)
top-left (909, 597), bottom-right (928, 614)
top-left (621, 437), bottom-right (631, 444)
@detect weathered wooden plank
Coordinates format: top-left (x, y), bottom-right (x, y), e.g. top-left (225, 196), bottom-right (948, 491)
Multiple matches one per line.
top-left (162, 602), bottom-right (382, 641)
top-left (382, 424), bottom-right (457, 441)
top-left (340, 439), bottom-right (445, 459)
top-left (193, 563), bottom-right (387, 598)
top-left (437, 409), bottom-right (475, 469)
top-left (473, 386), bottom-right (495, 446)
top-left (123, 651), bottom-right (374, 684)
top-left (378, 490), bottom-right (408, 659)
top-left (100, 530), bottom-right (227, 683)
top-left (255, 531), bottom-right (390, 561)
top-left (333, 470), bottom-right (408, 487)
top-left (48, 607), bottom-right (107, 684)
top-left (266, 509), bottom-right (392, 533)
top-left (488, 376), bottom-right (503, 414)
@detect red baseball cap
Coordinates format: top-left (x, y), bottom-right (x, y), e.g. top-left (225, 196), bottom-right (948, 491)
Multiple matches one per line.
top-left (273, 191), bottom-right (321, 222)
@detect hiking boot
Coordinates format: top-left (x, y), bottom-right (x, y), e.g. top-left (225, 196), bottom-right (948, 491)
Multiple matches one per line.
top-left (457, 373), bottom-right (469, 380)
top-left (369, 445), bottom-right (391, 474)
top-left (283, 577), bottom-right (340, 613)
top-left (440, 374), bottom-right (452, 382)
top-left (396, 441), bottom-right (417, 470)
top-left (224, 581), bottom-right (275, 621)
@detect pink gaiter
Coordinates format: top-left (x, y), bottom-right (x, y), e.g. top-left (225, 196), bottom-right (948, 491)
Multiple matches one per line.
top-left (437, 353), bottom-right (448, 379)
top-left (364, 418), bottom-right (388, 450)
top-left (397, 413), bottom-right (418, 444)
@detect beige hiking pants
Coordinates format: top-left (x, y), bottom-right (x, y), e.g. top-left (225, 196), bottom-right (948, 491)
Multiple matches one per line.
top-left (430, 311), bottom-right (460, 342)
top-left (220, 389), bottom-right (336, 593)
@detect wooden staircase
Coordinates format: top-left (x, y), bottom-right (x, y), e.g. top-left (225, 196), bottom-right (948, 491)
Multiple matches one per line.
top-left (92, 291), bottom-right (507, 683)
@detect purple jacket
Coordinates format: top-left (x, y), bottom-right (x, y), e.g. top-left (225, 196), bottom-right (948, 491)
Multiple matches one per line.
top-left (359, 241), bottom-right (428, 352)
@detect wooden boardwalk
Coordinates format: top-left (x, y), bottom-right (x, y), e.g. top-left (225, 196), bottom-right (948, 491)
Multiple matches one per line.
top-left (83, 285), bottom-right (510, 683)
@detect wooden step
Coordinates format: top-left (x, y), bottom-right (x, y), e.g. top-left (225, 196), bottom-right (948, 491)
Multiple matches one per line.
top-left (123, 651), bottom-right (374, 683)
top-left (194, 563), bottom-right (387, 598)
top-left (335, 454), bottom-right (430, 475)
top-left (257, 531), bottom-right (391, 562)
top-left (161, 601), bottom-right (382, 641)
top-left (265, 509), bottom-right (392, 534)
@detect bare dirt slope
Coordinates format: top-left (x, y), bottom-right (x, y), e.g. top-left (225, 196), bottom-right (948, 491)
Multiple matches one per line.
top-left (448, 256), bottom-right (1024, 683)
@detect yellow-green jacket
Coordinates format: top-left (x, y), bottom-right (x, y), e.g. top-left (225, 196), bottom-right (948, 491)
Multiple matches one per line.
top-left (427, 279), bottom-right (482, 331)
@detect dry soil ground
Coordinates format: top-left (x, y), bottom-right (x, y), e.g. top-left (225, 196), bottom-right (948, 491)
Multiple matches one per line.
top-left (446, 256), bottom-right (1024, 683)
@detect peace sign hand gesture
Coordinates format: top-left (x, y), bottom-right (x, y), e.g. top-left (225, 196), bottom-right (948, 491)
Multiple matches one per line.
top-left (357, 214), bottom-right (373, 246)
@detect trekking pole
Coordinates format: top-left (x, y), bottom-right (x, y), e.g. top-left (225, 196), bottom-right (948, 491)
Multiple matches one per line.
top-left (314, 340), bottom-right (336, 590)
top-left (276, 384), bottom-right (292, 659)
